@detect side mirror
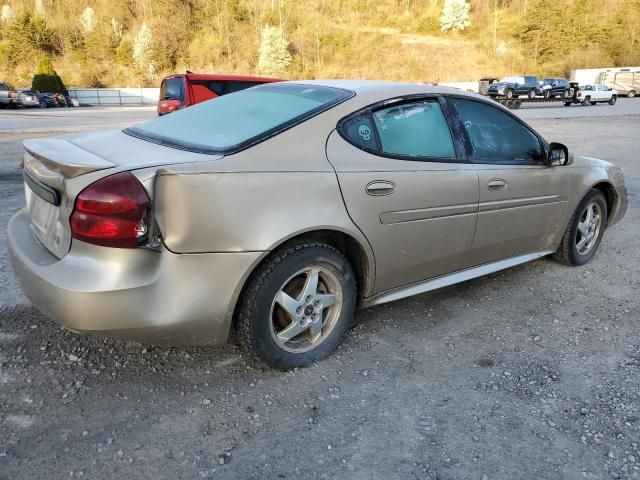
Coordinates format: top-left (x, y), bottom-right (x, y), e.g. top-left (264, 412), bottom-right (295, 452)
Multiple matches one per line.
top-left (547, 142), bottom-right (572, 166)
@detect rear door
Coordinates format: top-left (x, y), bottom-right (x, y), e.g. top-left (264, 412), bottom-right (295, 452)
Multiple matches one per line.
top-left (326, 97), bottom-right (479, 293)
top-left (446, 96), bottom-right (570, 266)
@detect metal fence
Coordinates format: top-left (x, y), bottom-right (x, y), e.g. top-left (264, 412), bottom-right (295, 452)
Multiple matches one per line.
top-left (67, 88), bottom-right (160, 106)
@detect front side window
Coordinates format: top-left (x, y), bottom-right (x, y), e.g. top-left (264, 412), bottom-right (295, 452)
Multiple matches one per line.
top-left (128, 84), bottom-right (353, 154)
top-left (371, 100), bottom-right (456, 159)
top-left (450, 98), bottom-right (543, 165)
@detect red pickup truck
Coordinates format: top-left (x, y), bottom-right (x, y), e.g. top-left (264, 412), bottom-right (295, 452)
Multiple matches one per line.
top-left (157, 73), bottom-right (283, 115)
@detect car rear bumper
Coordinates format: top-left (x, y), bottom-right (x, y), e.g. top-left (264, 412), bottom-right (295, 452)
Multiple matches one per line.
top-left (8, 208), bottom-right (263, 346)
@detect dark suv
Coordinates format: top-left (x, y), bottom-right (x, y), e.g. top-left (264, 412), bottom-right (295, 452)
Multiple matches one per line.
top-left (487, 75), bottom-right (540, 99)
top-left (0, 82), bottom-right (21, 108)
top-left (540, 78), bottom-right (571, 98)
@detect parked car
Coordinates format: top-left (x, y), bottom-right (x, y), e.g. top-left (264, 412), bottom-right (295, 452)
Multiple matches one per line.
top-left (9, 81), bottom-right (627, 368)
top-left (576, 85), bottom-right (618, 105)
top-left (487, 75), bottom-right (540, 99)
top-left (157, 73), bottom-right (283, 115)
top-left (19, 90), bottom-right (40, 107)
top-left (0, 82), bottom-right (21, 108)
top-left (539, 78), bottom-right (572, 98)
top-left (33, 92), bottom-right (59, 108)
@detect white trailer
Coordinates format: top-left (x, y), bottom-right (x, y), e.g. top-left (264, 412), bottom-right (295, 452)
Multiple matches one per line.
top-left (571, 67), bottom-right (640, 97)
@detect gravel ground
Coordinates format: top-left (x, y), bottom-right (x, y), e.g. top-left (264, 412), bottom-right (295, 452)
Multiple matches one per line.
top-left (1, 110), bottom-right (639, 480)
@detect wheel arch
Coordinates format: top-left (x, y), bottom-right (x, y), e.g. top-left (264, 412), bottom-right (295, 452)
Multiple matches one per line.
top-left (591, 181), bottom-right (617, 224)
top-left (230, 228), bottom-right (375, 328)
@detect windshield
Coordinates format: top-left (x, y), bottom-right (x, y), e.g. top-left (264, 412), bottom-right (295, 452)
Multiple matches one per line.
top-left (160, 77), bottom-right (185, 102)
top-left (127, 83), bottom-right (354, 154)
top-left (500, 76), bottom-right (523, 84)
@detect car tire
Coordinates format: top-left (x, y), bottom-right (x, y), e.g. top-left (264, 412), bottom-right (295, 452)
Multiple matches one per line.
top-left (528, 89), bottom-right (536, 99)
top-left (582, 96), bottom-right (591, 106)
top-left (39, 101), bottom-right (47, 108)
top-left (554, 189), bottom-right (607, 267)
top-left (236, 241), bottom-right (357, 369)
top-left (609, 95), bottom-right (617, 105)
top-left (506, 89), bottom-right (513, 99)
top-left (543, 90), bottom-right (550, 99)
top-left (627, 90), bottom-right (636, 98)
top-left (564, 102), bottom-right (572, 107)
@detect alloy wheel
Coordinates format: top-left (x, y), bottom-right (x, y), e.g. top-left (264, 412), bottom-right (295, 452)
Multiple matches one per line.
top-left (575, 202), bottom-right (602, 255)
top-left (269, 266), bottom-right (343, 353)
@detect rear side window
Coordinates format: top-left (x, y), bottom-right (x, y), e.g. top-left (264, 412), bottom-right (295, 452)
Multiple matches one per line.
top-left (127, 83), bottom-right (353, 154)
top-left (340, 114), bottom-right (379, 151)
top-left (372, 100), bottom-right (456, 159)
top-left (160, 78), bottom-right (185, 101)
top-left (225, 81), bottom-right (264, 94)
top-left (450, 98), bottom-right (543, 165)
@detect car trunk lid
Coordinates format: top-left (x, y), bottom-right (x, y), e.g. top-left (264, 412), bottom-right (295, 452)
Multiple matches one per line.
top-left (22, 131), bottom-right (222, 258)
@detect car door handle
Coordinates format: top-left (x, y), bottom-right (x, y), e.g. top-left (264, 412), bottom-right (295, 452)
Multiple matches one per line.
top-left (487, 178), bottom-right (507, 191)
top-left (366, 180), bottom-right (396, 196)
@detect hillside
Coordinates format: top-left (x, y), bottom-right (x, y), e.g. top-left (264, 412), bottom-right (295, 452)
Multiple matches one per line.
top-left (0, 0), bottom-right (638, 88)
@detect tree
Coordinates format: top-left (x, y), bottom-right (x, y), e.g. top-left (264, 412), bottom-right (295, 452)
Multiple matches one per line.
top-left (4, 12), bottom-right (55, 66)
top-left (439, 0), bottom-right (471, 32)
top-left (32, 54), bottom-right (67, 94)
top-left (1, 4), bottom-right (13, 24)
top-left (79, 7), bottom-right (97, 35)
top-left (258, 25), bottom-right (292, 75)
top-left (133, 23), bottom-right (156, 80)
top-left (34, 0), bottom-right (46, 19)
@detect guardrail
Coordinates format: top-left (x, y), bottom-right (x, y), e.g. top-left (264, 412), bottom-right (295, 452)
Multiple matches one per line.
top-left (67, 88), bottom-right (160, 106)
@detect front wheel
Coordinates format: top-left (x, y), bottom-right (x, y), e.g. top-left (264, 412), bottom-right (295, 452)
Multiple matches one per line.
top-left (505, 89), bottom-right (514, 99)
top-left (628, 90), bottom-right (636, 98)
top-left (582, 96), bottom-right (591, 106)
top-left (609, 95), bottom-right (617, 105)
top-left (554, 189), bottom-right (607, 266)
top-left (543, 90), bottom-right (551, 99)
top-left (528, 89), bottom-right (536, 99)
top-left (236, 241), bottom-right (357, 369)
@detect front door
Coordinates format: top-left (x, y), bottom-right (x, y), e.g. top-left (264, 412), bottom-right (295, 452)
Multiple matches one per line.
top-left (446, 96), bottom-right (570, 266)
top-left (326, 98), bottom-right (479, 293)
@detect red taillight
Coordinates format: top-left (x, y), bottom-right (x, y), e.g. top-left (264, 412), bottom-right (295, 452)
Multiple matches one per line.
top-left (577, 92), bottom-right (582, 97)
top-left (70, 172), bottom-right (150, 248)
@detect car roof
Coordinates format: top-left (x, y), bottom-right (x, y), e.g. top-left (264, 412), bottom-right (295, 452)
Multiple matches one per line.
top-left (162, 73), bottom-right (283, 83)
top-left (279, 79), bottom-right (482, 102)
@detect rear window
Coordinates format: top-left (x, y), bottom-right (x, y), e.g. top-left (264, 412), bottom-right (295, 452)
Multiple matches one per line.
top-left (160, 77), bottom-right (185, 101)
top-left (127, 83), bottom-right (353, 154)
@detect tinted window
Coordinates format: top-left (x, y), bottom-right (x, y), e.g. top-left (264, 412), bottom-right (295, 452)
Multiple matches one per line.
top-left (451, 98), bottom-right (543, 165)
top-left (341, 113), bottom-right (379, 151)
top-left (225, 81), bottom-right (264, 94)
top-left (371, 100), bottom-right (455, 159)
top-left (0, 84), bottom-right (6, 91)
top-left (128, 84), bottom-right (353, 154)
top-left (160, 78), bottom-right (185, 101)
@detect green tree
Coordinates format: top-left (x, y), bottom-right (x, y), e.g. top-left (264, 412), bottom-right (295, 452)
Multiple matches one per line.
top-left (440, 0), bottom-right (471, 32)
top-left (31, 54), bottom-right (67, 94)
top-left (258, 25), bottom-right (292, 75)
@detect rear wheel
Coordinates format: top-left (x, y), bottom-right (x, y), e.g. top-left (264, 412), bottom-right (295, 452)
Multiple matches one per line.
top-left (582, 96), bottom-right (591, 106)
top-left (554, 189), bottom-right (607, 266)
top-left (627, 90), bottom-right (636, 98)
top-left (505, 89), bottom-right (514, 99)
top-left (236, 241), bottom-right (357, 369)
top-left (528, 89), bottom-right (536, 99)
top-left (39, 100), bottom-right (47, 108)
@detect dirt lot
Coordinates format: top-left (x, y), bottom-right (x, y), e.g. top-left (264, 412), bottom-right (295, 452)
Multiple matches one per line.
top-left (1, 106), bottom-right (639, 480)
